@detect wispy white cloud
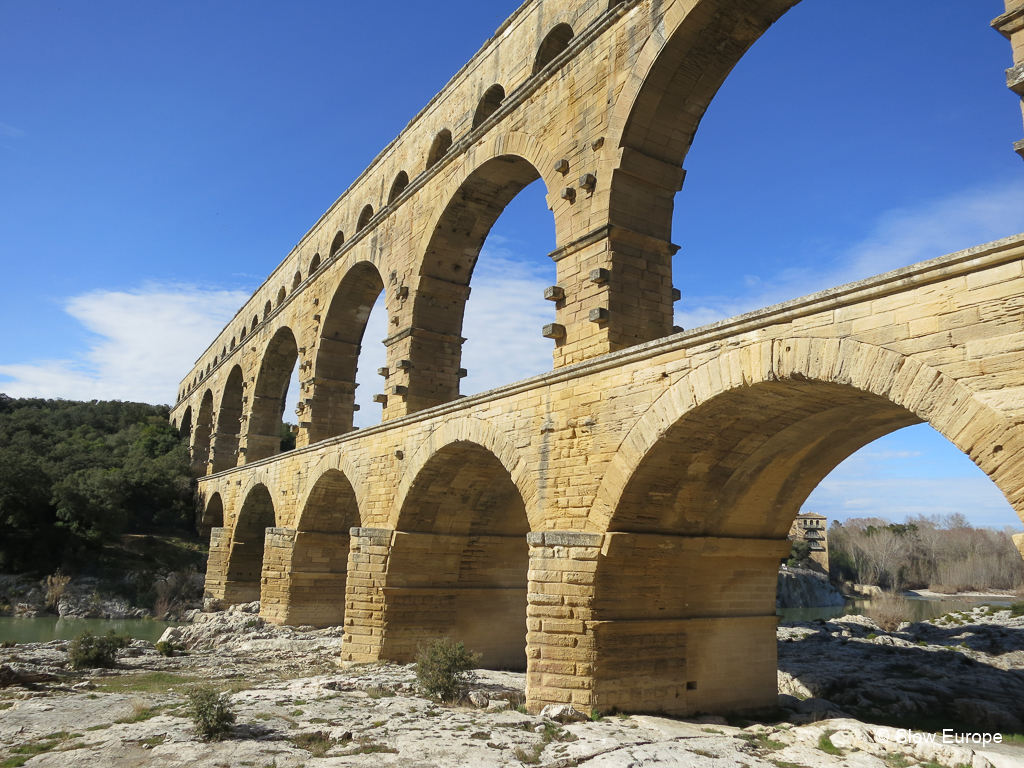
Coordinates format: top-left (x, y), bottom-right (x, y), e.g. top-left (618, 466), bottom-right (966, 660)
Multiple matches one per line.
top-left (0, 284), bottom-right (250, 405)
top-left (0, 120), bottom-right (26, 138)
top-left (675, 179), bottom-right (1024, 330)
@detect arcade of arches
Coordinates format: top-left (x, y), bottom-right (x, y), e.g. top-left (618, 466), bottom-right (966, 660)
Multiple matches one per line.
top-left (171, 0), bottom-right (1024, 716)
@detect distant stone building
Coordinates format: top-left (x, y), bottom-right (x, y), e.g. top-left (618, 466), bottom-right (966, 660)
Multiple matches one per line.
top-left (789, 512), bottom-right (829, 573)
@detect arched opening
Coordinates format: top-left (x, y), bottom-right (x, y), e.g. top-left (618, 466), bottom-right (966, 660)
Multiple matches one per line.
top-left (306, 262), bottom-right (385, 442)
top-left (329, 230), bottom-right (345, 257)
top-left (381, 442), bottom-right (530, 669)
top-left (192, 390), bottom-right (215, 475)
top-left (261, 469), bottom-right (361, 627)
top-left (804, 422), bottom-right (1024, 591)
top-left (252, 314), bottom-right (259, 330)
top-left (223, 484), bottom-right (275, 604)
top-left (178, 406), bottom-right (193, 442)
top-left (357, 205), bottom-right (374, 232)
top-left (309, 253), bottom-right (321, 273)
top-left (388, 171), bottom-right (409, 204)
top-left (240, 326), bottom-right (247, 339)
top-left (230, 337), bottom-right (236, 349)
top-left (264, 300), bottom-right (272, 317)
top-left (199, 493), bottom-right (224, 538)
top-left (292, 270), bottom-right (302, 290)
top-left (591, 373), bottom-right (1012, 716)
top-left (408, 154), bottom-right (556, 410)
top-left (276, 287), bottom-right (286, 307)
top-left (472, 84), bottom-right (505, 129)
top-left (426, 129), bottom-right (452, 169)
top-left (532, 23), bottom-right (574, 74)
top-left (244, 327), bottom-right (298, 462)
top-left (210, 365), bottom-right (244, 473)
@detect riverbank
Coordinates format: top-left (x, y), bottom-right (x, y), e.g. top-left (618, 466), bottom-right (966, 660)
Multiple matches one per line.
top-left (3, 607), bottom-right (1024, 766)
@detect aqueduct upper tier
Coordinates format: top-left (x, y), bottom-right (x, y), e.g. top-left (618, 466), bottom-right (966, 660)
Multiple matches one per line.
top-left (171, 0), bottom-right (1024, 716)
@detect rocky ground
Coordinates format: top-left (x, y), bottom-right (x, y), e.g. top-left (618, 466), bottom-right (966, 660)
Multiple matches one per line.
top-left (2, 605), bottom-right (1024, 767)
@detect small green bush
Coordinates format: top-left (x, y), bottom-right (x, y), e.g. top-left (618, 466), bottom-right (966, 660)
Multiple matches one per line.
top-left (414, 637), bottom-right (480, 702)
top-left (185, 685), bottom-right (235, 740)
top-left (1010, 602), bottom-right (1024, 617)
top-left (154, 640), bottom-right (183, 657)
top-left (67, 630), bottom-right (130, 669)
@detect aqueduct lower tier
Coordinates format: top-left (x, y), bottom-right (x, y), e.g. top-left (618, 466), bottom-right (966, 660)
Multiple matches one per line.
top-left (194, 234), bottom-right (1024, 715)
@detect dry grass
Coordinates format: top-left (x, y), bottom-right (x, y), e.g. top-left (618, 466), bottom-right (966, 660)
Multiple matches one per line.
top-left (866, 593), bottom-right (912, 632)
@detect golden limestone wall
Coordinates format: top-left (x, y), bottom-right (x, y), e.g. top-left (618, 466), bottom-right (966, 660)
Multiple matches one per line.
top-left (169, 0), bottom-right (1024, 717)
top-left (195, 234), bottom-right (1024, 715)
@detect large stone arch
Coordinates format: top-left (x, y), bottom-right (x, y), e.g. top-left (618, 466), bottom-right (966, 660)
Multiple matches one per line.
top-left (191, 390), bottom-right (215, 475)
top-left (261, 467), bottom-right (363, 628)
top-left (353, 436), bottom-right (532, 670)
top-left (210, 365), bottom-right (244, 473)
top-left (605, 0), bottom-right (801, 243)
top-left (593, 337), bottom-right (1024, 532)
top-left (391, 415), bottom-right (542, 531)
top-left (387, 134), bottom-right (561, 415)
top-left (561, 336), bottom-right (1024, 717)
top-left (305, 261), bottom-right (386, 444)
top-left (243, 326), bottom-right (299, 463)
top-left (208, 483), bottom-right (276, 606)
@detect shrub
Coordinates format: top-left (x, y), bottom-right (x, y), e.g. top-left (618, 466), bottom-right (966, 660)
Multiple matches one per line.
top-left (866, 593), bottom-right (911, 632)
top-left (185, 685), bottom-right (235, 740)
top-left (67, 630), bottom-right (130, 669)
top-left (154, 640), bottom-right (183, 657)
top-left (1010, 602), bottom-right (1024, 617)
top-left (414, 637), bottom-right (480, 702)
top-left (44, 572), bottom-right (71, 611)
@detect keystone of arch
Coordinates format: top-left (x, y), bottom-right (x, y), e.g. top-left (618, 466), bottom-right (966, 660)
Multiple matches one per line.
top-left (390, 415), bottom-right (543, 531)
top-left (589, 337), bottom-right (1024, 532)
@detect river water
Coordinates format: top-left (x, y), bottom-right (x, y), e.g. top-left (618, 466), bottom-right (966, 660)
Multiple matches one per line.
top-left (0, 617), bottom-right (180, 644)
top-left (0, 595), bottom-right (1013, 644)
top-left (777, 594), bottom-right (1014, 623)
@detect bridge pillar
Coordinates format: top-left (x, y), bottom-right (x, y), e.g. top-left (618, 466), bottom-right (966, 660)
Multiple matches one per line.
top-left (379, 276), bottom-right (471, 420)
top-left (525, 531), bottom-right (791, 717)
top-left (259, 528), bottom-right (350, 627)
top-left (300, 378), bottom-right (357, 446)
top-left (340, 527), bottom-right (392, 662)
top-left (203, 527), bottom-right (231, 603)
top-left (208, 429), bottom-right (240, 473)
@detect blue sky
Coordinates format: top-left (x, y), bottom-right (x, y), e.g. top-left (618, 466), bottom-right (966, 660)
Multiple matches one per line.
top-left (1, 1), bottom-right (1023, 528)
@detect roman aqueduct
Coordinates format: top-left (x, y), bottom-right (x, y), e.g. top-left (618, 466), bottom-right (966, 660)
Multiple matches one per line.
top-left (170, 0), bottom-right (1024, 715)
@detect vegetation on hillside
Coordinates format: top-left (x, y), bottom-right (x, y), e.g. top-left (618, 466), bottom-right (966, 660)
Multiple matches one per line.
top-left (829, 514), bottom-right (1024, 593)
top-left (0, 394), bottom-right (194, 574)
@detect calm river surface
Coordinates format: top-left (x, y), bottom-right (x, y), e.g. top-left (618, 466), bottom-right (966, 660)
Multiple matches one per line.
top-left (0, 595), bottom-right (1012, 643)
top-left (0, 617), bottom-right (180, 644)
top-left (777, 595), bottom-right (1014, 623)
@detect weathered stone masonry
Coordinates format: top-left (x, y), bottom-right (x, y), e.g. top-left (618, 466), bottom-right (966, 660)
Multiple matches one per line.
top-left (172, 0), bottom-right (1024, 716)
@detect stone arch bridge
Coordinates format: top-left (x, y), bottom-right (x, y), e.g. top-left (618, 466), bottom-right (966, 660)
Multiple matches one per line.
top-left (170, 0), bottom-right (1024, 715)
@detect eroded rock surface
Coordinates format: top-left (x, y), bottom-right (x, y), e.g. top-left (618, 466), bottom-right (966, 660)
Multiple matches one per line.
top-left (2, 604), bottom-right (1024, 766)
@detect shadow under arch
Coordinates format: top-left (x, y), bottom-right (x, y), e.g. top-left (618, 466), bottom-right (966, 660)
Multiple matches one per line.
top-left (216, 484), bottom-right (275, 605)
top-left (307, 261), bottom-right (386, 443)
top-left (199, 492), bottom-right (224, 538)
top-left (244, 326), bottom-right (299, 463)
top-left (260, 468), bottom-right (362, 628)
top-left (192, 390), bottom-right (214, 475)
top-left (210, 365), bottom-right (244, 473)
top-left (379, 440), bottom-right (531, 669)
top-left (403, 151), bottom-right (554, 411)
top-left (581, 337), bottom-right (1024, 716)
